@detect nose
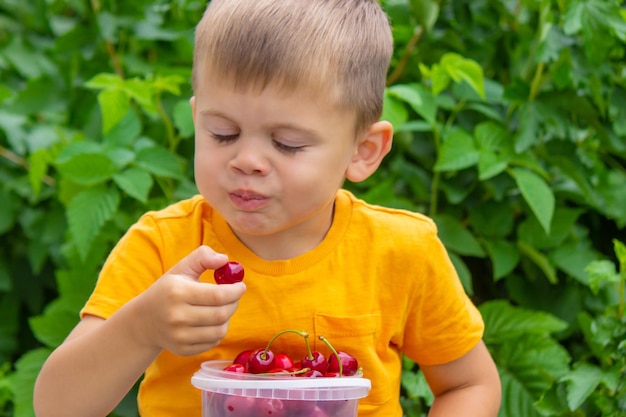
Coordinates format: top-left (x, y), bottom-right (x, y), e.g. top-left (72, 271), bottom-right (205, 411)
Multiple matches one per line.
top-left (229, 136), bottom-right (270, 176)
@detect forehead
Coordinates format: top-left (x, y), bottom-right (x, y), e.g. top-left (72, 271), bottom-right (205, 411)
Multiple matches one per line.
top-left (196, 60), bottom-right (344, 107)
top-left (194, 68), bottom-right (359, 137)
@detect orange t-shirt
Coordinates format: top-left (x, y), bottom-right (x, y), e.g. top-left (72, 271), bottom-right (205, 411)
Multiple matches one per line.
top-left (81, 189), bottom-right (484, 417)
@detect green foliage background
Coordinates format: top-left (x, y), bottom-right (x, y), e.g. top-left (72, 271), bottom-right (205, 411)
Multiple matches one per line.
top-left (0, 0), bottom-right (625, 416)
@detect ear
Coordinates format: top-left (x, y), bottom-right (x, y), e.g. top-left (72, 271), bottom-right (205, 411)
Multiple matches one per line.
top-left (190, 96), bottom-right (197, 120)
top-left (345, 121), bottom-right (393, 182)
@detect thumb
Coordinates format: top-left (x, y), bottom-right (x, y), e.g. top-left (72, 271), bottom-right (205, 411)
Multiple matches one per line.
top-left (168, 246), bottom-right (228, 281)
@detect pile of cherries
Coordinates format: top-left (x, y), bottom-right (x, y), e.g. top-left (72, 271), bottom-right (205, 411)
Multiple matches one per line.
top-left (223, 330), bottom-right (360, 378)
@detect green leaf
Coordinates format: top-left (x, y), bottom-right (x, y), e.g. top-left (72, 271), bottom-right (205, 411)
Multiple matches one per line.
top-left (98, 89), bottom-right (130, 135)
top-left (561, 363), bottom-right (618, 410)
top-left (480, 300), bottom-right (568, 343)
top-left (104, 108), bottom-right (142, 147)
top-left (440, 53), bottom-right (485, 99)
top-left (517, 240), bottom-right (558, 284)
top-left (408, 0), bottom-right (439, 33)
top-left (433, 214), bottom-right (485, 257)
top-left (113, 167), bottom-right (154, 203)
top-left (484, 239), bottom-right (520, 281)
top-left (434, 128), bottom-right (478, 172)
top-left (552, 241), bottom-right (599, 286)
top-left (382, 90), bottom-right (409, 131)
top-left (517, 207), bottom-right (583, 251)
top-left (467, 201), bottom-right (515, 239)
top-left (511, 168), bottom-right (555, 235)
top-left (448, 252), bottom-right (473, 295)
top-left (173, 99), bottom-right (195, 138)
top-left (478, 150), bottom-right (508, 180)
top-left (56, 152), bottom-right (119, 186)
top-left (85, 73), bottom-right (125, 90)
top-left (430, 65), bottom-right (451, 96)
top-left (585, 259), bottom-right (619, 295)
top-left (514, 103), bottom-right (540, 153)
top-left (135, 146), bottom-right (183, 179)
top-left (0, 188), bottom-right (20, 234)
top-left (55, 268), bottom-right (100, 311)
top-left (401, 369), bottom-right (433, 405)
top-left (499, 369), bottom-right (543, 417)
top-left (387, 83), bottom-right (437, 126)
top-left (496, 333), bottom-right (571, 417)
top-left (123, 78), bottom-right (158, 115)
top-left (0, 84), bottom-right (14, 103)
top-left (29, 300), bottom-right (79, 348)
top-left (9, 348), bottom-right (52, 417)
top-left (27, 148), bottom-right (51, 197)
top-left (66, 186), bottom-right (120, 260)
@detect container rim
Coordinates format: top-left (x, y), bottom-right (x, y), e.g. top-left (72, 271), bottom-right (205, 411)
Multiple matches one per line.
top-left (191, 360), bottom-right (372, 392)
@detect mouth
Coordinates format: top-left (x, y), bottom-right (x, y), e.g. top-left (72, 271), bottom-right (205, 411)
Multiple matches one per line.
top-left (231, 190), bottom-right (267, 201)
top-left (229, 190), bottom-right (270, 210)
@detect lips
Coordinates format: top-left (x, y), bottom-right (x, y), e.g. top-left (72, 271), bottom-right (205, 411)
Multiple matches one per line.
top-left (229, 189), bottom-right (269, 210)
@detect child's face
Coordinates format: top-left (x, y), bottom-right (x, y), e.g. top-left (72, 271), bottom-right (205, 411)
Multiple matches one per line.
top-left (191, 72), bottom-right (360, 258)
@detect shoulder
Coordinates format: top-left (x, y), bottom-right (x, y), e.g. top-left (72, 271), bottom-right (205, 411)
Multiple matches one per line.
top-left (339, 189), bottom-right (438, 242)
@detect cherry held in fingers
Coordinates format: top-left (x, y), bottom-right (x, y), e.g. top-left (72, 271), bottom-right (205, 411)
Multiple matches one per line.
top-left (214, 261), bottom-right (244, 284)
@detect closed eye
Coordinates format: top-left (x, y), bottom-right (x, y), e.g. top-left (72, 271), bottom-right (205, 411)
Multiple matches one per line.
top-left (212, 133), bottom-right (239, 143)
top-left (273, 140), bottom-right (304, 154)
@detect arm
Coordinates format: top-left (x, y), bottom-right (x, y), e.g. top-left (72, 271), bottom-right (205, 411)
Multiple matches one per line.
top-left (33, 246), bottom-right (246, 417)
top-left (420, 340), bottom-right (501, 417)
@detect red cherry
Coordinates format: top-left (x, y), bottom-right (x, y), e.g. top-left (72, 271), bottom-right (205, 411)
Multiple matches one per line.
top-left (273, 353), bottom-right (295, 370)
top-left (214, 262), bottom-right (244, 284)
top-left (327, 351), bottom-right (359, 376)
top-left (285, 400), bottom-right (317, 416)
top-left (301, 351), bottom-right (327, 374)
top-left (247, 348), bottom-right (276, 373)
top-left (299, 369), bottom-right (324, 378)
top-left (223, 363), bottom-right (246, 373)
top-left (222, 395), bottom-right (256, 416)
top-left (233, 349), bottom-right (254, 367)
top-left (267, 368), bottom-right (293, 375)
top-left (257, 398), bottom-right (286, 416)
top-left (318, 399), bottom-right (351, 416)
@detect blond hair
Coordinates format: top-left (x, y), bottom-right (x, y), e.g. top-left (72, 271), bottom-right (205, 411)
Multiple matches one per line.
top-left (192, 0), bottom-right (393, 133)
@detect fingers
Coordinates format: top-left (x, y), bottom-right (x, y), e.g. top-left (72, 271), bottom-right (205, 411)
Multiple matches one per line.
top-left (186, 278), bottom-right (246, 307)
top-left (167, 245), bottom-right (229, 281)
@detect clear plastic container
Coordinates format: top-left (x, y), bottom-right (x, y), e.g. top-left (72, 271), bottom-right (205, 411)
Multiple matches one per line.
top-left (191, 360), bottom-right (371, 417)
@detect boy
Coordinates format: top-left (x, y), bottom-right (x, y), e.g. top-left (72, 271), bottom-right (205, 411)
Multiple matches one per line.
top-left (34, 0), bottom-right (501, 416)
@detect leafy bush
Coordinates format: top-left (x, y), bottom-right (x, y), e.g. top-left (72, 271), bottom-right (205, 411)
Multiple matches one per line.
top-left (0, 1), bottom-right (624, 417)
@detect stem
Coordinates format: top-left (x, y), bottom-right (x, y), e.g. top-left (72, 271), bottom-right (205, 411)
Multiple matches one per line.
top-left (387, 26), bottom-right (424, 86)
top-left (429, 128), bottom-right (442, 216)
top-left (156, 92), bottom-right (177, 151)
top-left (529, 62), bottom-right (544, 101)
top-left (263, 329), bottom-right (309, 356)
top-left (257, 368), bottom-right (311, 377)
top-left (0, 145), bottom-right (55, 186)
top-left (318, 335), bottom-right (343, 377)
top-left (90, 0), bottom-right (124, 78)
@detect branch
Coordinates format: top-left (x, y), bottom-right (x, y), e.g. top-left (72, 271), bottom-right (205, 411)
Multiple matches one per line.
top-left (387, 26), bottom-right (424, 86)
top-left (0, 145), bottom-right (56, 186)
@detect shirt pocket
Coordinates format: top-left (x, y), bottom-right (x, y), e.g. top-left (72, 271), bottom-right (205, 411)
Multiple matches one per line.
top-left (313, 313), bottom-right (392, 406)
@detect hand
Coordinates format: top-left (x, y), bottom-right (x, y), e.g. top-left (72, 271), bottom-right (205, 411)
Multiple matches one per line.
top-left (130, 246), bottom-right (246, 356)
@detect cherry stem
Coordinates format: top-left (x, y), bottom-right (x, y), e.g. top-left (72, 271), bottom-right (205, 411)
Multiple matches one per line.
top-left (318, 335), bottom-right (343, 377)
top-left (257, 367), bottom-right (311, 377)
top-left (263, 329), bottom-right (309, 358)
